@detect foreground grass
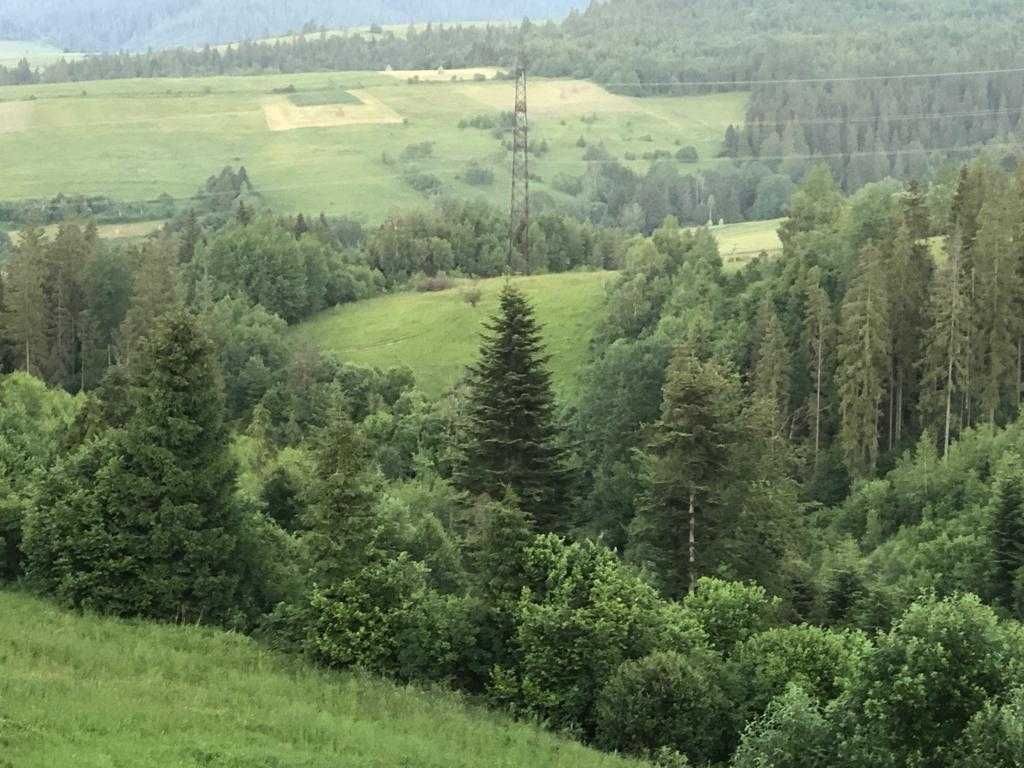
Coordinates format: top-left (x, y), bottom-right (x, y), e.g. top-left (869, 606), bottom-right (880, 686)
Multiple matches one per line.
top-left (0, 590), bottom-right (647, 768)
top-left (295, 271), bottom-right (615, 399)
top-left (0, 70), bottom-right (746, 220)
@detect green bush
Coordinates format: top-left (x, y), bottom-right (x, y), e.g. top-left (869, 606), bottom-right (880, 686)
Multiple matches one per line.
top-left (306, 554), bottom-right (477, 683)
top-left (731, 624), bottom-right (870, 725)
top-left (732, 685), bottom-right (836, 768)
top-left (595, 650), bottom-right (731, 765)
top-left (489, 535), bottom-right (707, 734)
top-left (841, 594), bottom-right (1024, 767)
top-left (683, 578), bottom-right (783, 653)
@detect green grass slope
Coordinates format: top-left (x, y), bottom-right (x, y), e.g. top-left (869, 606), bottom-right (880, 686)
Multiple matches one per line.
top-left (294, 220), bottom-right (783, 398)
top-left (0, 590), bottom-right (647, 768)
top-left (295, 271), bottom-right (614, 399)
top-left (0, 70), bottom-right (747, 220)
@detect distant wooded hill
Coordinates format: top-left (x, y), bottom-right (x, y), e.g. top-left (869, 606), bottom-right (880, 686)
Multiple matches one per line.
top-left (0, 0), bottom-right (581, 52)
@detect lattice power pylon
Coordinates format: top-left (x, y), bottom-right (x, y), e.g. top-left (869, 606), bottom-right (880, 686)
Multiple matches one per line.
top-left (508, 64), bottom-right (530, 270)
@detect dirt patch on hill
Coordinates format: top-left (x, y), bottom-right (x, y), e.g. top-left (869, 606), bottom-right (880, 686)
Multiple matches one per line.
top-left (262, 90), bottom-right (402, 131)
top-left (383, 67), bottom-right (500, 82)
top-left (0, 101), bottom-right (33, 134)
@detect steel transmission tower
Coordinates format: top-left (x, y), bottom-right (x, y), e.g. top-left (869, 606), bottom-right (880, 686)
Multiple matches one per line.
top-left (509, 64), bottom-right (529, 270)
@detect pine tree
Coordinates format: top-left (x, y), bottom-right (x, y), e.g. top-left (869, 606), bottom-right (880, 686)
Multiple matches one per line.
top-left (753, 298), bottom-right (791, 437)
top-left (973, 195), bottom-right (1021, 424)
top-left (24, 309), bottom-right (244, 622)
top-left (837, 244), bottom-right (891, 477)
top-left (885, 216), bottom-right (932, 449)
top-left (803, 266), bottom-right (834, 459)
top-left (991, 454), bottom-right (1024, 615)
top-left (0, 227), bottom-right (46, 376)
top-left (919, 232), bottom-right (971, 455)
top-left (630, 343), bottom-right (743, 595)
top-left (457, 282), bottom-right (568, 532)
top-left (119, 238), bottom-right (180, 363)
top-left (301, 408), bottom-right (380, 585)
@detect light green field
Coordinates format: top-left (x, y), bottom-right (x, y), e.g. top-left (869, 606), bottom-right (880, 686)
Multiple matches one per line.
top-left (0, 40), bottom-right (80, 68)
top-left (296, 271), bottom-right (615, 398)
top-left (708, 217), bottom-right (784, 269)
top-left (0, 590), bottom-right (645, 768)
top-left (0, 70), bottom-right (748, 220)
top-left (6, 219), bottom-right (165, 244)
top-left (238, 20), bottom-right (517, 47)
top-left (294, 220), bottom-right (784, 397)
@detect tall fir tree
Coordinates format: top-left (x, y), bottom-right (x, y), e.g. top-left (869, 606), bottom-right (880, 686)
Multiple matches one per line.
top-left (837, 244), bottom-right (891, 477)
top-left (802, 266), bottom-right (834, 459)
top-left (24, 309), bottom-right (244, 622)
top-left (885, 217), bottom-right (932, 450)
top-left (457, 282), bottom-right (568, 532)
top-left (119, 237), bottom-right (180, 364)
top-left (753, 298), bottom-right (792, 437)
top-left (629, 343), bottom-right (743, 596)
top-left (973, 195), bottom-right (1021, 424)
top-left (991, 454), bottom-right (1024, 616)
top-left (919, 232), bottom-right (972, 455)
top-left (0, 227), bottom-right (46, 376)
top-left (301, 407), bottom-right (381, 585)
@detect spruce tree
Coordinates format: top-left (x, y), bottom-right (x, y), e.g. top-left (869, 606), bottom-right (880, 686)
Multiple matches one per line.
top-left (837, 244), bottom-right (891, 477)
top-left (919, 233), bottom-right (971, 455)
top-left (301, 408), bottom-right (380, 585)
top-left (974, 196), bottom-right (1020, 424)
top-left (753, 298), bottom-right (792, 437)
top-left (0, 227), bottom-right (46, 376)
top-left (24, 309), bottom-right (244, 622)
top-left (885, 218), bottom-right (931, 449)
top-left (802, 266), bottom-right (834, 459)
top-left (629, 343), bottom-right (742, 596)
top-left (991, 454), bottom-right (1024, 616)
top-left (457, 282), bottom-right (568, 532)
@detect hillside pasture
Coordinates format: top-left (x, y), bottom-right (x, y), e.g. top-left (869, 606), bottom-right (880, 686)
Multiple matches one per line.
top-left (0, 70), bottom-right (748, 220)
top-left (295, 271), bottom-right (614, 398)
top-left (0, 589), bottom-right (647, 768)
top-left (0, 40), bottom-right (81, 68)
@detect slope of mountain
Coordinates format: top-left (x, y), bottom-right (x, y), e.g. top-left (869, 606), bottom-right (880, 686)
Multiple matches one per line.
top-left (0, 589), bottom-right (648, 768)
top-left (0, 0), bottom-right (582, 52)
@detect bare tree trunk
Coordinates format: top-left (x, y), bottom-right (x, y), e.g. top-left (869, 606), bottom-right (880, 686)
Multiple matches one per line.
top-left (688, 491), bottom-right (696, 595)
top-left (888, 361), bottom-right (895, 452)
top-left (944, 342), bottom-right (955, 458)
top-left (814, 338), bottom-right (823, 458)
top-left (896, 370), bottom-right (903, 446)
top-left (1018, 337), bottom-right (1022, 409)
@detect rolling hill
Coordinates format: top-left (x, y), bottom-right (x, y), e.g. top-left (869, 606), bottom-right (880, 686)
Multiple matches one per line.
top-left (0, 0), bottom-right (580, 52)
top-left (293, 220), bottom-right (781, 398)
top-left (0, 589), bottom-right (648, 768)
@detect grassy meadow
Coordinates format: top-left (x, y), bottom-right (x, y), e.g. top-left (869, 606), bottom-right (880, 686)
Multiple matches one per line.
top-left (0, 589), bottom-right (648, 768)
top-left (295, 271), bottom-right (614, 399)
top-left (294, 216), bottom-right (782, 398)
top-left (0, 40), bottom-right (80, 68)
top-left (0, 69), bottom-right (747, 220)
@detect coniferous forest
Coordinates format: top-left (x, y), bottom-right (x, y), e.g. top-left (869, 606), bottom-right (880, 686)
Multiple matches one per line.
top-left (5, 1), bottom-right (1024, 766)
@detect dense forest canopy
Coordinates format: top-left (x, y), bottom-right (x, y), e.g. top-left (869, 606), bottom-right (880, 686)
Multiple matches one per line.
top-left (0, 0), bottom-right (580, 52)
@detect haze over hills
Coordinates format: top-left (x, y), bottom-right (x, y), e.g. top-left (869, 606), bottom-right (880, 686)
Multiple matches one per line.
top-left (0, 0), bottom-right (583, 52)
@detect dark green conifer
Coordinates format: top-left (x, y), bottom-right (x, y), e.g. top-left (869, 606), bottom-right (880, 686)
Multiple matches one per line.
top-left (457, 282), bottom-right (568, 532)
top-left (24, 309), bottom-right (244, 622)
